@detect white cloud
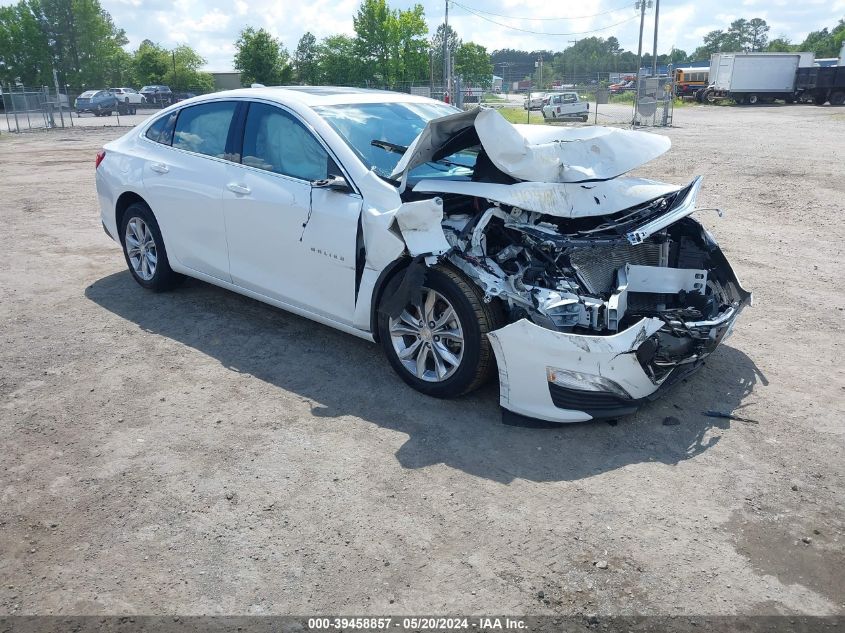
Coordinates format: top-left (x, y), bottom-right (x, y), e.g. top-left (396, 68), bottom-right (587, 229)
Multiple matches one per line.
top-left (89, 0), bottom-right (845, 70)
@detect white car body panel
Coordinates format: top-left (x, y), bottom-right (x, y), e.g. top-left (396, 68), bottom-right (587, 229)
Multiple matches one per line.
top-left (96, 91), bottom-right (749, 425)
top-left (222, 162), bottom-right (362, 324)
top-left (140, 142), bottom-right (232, 282)
top-left (392, 108), bottom-right (671, 184)
top-left (488, 318), bottom-right (666, 422)
top-left (412, 178), bottom-right (681, 218)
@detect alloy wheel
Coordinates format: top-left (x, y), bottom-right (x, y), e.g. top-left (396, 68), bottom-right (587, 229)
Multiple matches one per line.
top-left (125, 216), bottom-right (157, 281)
top-left (388, 288), bottom-right (465, 382)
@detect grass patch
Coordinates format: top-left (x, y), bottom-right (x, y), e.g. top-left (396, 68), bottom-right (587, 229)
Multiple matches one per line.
top-left (497, 107), bottom-right (548, 125)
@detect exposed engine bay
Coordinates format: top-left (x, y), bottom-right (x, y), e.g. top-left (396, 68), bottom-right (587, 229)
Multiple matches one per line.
top-left (430, 191), bottom-right (746, 381)
top-left (364, 105), bottom-right (751, 420)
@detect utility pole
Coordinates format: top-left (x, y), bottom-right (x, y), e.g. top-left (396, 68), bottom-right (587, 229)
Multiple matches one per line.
top-left (634, 0), bottom-right (650, 126)
top-left (568, 39), bottom-right (577, 85)
top-left (443, 0), bottom-right (450, 102)
top-left (537, 54), bottom-right (543, 90)
top-left (635, 0), bottom-right (647, 79)
top-left (651, 0), bottom-right (660, 77)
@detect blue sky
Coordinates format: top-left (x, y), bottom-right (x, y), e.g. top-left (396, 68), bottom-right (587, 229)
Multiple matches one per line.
top-left (4, 0), bottom-right (844, 70)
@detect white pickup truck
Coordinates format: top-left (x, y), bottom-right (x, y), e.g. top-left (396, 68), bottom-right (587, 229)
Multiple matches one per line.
top-left (542, 92), bottom-right (589, 122)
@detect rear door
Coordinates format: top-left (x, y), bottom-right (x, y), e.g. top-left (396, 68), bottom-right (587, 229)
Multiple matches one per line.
top-left (140, 100), bottom-right (240, 281)
top-left (221, 101), bottom-right (362, 324)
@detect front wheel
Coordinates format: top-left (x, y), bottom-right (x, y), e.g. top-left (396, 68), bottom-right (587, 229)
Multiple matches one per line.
top-left (377, 265), bottom-right (502, 398)
top-left (120, 202), bottom-right (182, 291)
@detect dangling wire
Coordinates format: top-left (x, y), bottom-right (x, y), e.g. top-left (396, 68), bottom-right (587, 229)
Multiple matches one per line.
top-left (299, 186), bottom-right (314, 241)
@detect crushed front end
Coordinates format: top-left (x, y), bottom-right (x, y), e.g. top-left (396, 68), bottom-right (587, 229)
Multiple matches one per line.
top-left (387, 108), bottom-right (751, 422)
top-left (431, 177), bottom-right (751, 422)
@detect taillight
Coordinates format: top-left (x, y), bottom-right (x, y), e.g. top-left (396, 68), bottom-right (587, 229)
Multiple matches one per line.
top-left (95, 149), bottom-right (106, 169)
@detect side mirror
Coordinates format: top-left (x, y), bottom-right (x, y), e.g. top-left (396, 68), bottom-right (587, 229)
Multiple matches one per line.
top-left (312, 174), bottom-right (352, 193)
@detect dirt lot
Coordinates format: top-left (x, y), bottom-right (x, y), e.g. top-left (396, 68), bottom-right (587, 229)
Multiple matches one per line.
top-left (1, 104), bottom-right (843, 618)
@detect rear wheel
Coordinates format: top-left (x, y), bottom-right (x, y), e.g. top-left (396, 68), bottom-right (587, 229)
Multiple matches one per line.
top-left (120, 202), bottom-right (182, 291)
top-left (747, 94), bottom-right (759, 105)
top-left (377, 265), bottom-right (502, 398)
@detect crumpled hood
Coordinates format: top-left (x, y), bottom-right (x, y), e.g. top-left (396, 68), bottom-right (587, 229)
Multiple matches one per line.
top-left (390, 107), bottom-right (671, 184)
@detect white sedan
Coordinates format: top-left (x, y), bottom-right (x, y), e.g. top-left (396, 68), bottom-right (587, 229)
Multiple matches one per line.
top-left (109, 88), bottom-right (146, 112)
top-left (95, 87), bottom-right (750, 423)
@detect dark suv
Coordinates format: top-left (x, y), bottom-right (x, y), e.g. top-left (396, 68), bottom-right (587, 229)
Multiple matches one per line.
top-left (139, 85), bottom-right (173, 106)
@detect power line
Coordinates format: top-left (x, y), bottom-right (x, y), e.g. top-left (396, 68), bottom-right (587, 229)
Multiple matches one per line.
top-left (450, 1), bottom-right (634, 22)
top-left (450, 2), bottom-right (642, 36)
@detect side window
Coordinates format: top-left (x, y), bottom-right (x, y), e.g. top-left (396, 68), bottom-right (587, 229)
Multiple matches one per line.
top-left (241, 102), bottom-right (329, 181)
top-left (145, 112), bottom-right (177, 145)
top-left (173, 101), bottom-right (238, 158)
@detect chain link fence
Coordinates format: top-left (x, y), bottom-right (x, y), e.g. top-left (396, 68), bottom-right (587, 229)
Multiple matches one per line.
top-left (1, 85), bottom-right (74, 132)
top-left (0, 84), bottom-right (219, 133)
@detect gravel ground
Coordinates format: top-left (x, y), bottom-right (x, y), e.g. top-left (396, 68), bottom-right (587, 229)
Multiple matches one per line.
top-left (0, 103), bottom-right (843, 617)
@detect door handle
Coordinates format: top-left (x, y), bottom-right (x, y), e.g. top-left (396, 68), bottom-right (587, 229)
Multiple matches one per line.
top-left (227, 183), bottom-right (251, 195)
top-left (150, 162), bottom-right (169, 174)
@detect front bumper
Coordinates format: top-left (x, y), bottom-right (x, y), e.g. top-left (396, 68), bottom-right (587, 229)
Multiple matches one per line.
top-left (487, 301), bottom-right (747, 423)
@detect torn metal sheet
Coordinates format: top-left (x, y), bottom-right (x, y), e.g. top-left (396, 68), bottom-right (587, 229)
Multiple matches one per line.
top-left (393, 197), bottom-right (451, 256)
top-left (391, 107), bottom-right (671, 184)
top-left (412, 177), bottom-right (681, 218)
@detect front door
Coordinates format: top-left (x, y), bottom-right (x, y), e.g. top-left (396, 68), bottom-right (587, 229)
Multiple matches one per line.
top-left (222, 102), bottom-right (362, 325)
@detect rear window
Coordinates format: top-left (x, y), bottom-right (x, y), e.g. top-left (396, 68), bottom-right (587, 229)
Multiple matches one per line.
top-left (79, 90), bottom-right (97, 98)
top-left (172, 101), bottom-right (238, 158)
top-left (145, 112), bottom-right (177, 145)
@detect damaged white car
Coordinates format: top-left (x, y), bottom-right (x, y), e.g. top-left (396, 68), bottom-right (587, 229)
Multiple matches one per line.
top-left (96, 87), bottom-right (751, 423)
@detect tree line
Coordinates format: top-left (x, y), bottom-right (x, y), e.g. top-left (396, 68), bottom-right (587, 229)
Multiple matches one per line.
top-left (0, 0), bottom-right (213, 91)
top-left (1, 0), bottom-right (843, 94)
top-left (233, 0), bottom-right (493, 89)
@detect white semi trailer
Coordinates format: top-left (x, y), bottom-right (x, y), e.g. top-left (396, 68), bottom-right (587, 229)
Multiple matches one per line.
top-left (703, 52), bottom-right (814, 104)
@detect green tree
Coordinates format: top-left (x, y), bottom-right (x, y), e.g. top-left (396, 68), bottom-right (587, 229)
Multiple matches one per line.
top-left (766, 37), bottom-right (796, 52)
top-left (430, 22), bottom-right (460, 84)
top-left (748, 18), bottom-right (769, 51)
top-left (293, 31), bottom-right (318, 85)
top-left (233, 26), bottom-right (292, 86)
top-left (395, 5), bottom-right (428, 82)
top-left (353, 0), bottom-right (396, 85)
top-left (133, 39), bottom-right (168, 86)
top-left (0, 2), bottom-right (52, 86)
top-left (164, 45), bottom-right (213, 91)
top-left (316, 34), bottom-right (364, 85)
top-left (800, 20), bottom-right (845, 57)
top-left (454, 42), bottom-right (491, 87)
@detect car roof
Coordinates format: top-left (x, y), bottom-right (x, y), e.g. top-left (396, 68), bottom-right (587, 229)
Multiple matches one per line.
top-left (193, 86), bottom-right (442, 107)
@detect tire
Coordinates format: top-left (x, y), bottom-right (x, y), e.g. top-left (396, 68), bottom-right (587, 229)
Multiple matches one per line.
top-left (580, 115), bottom-right (589, 122)
top-left (120, 202), bottom-right (182, 292)
top-left (377, 264), bottom-right (503, 398)
top-left (747, 94), bottom-right (759, 105)
top-left (830, 91), bottom-right (845, 106)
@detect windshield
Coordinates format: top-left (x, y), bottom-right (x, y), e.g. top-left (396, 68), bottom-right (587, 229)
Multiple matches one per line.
top-left (314, 101), bottom-right (476, 182)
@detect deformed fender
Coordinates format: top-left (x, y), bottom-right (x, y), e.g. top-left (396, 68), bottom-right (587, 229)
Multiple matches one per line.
top-left (393, 197), bottom-right (451, 256)
top-left (358, 172), bottom-right (451, 272)
top-left (487, 317), bottom-right (665, 423)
